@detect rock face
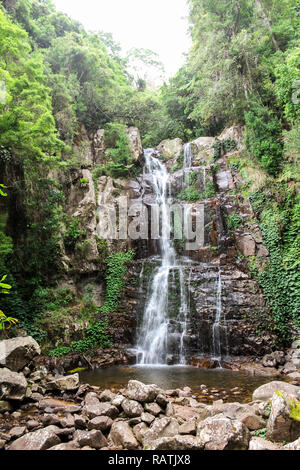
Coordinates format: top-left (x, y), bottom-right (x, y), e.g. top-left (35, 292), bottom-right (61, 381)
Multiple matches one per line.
top-left (8, 426), bottom-right (61, 450)
top-left (0, 368), bottom-right (27, 400)
top-left (127, 127), bottom-right (143, 161)
top-left (0, 336), bottom-right (40, 372)
top-left (197, 415), bottom-right (250, 450)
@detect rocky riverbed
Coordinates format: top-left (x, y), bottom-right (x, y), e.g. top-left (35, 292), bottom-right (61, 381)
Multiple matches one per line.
top-left (0, 336), bottom-right (300, 451)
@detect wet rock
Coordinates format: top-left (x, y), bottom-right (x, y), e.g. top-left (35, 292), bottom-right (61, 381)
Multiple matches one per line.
top-left (109, 421), bottom-right (139, 450)
top-left (144, 402), bottom-right (162, 416)
top-left (46, 373), bottom-right (79, 391)
top-left (0, 368), bottom-right (28, 401)
top-left (197, 415), bottom-right (250, 450)
top-left (8, 425), bottom-right (61, 451)
top-left (74, 429), bottom-right (107, 449)
top-left (0, 336), bottom-right (40, 372)
top-left (249, 437), bottom-right (282, 450)
top-left (121, 399), bottom-right (144, 418)
top-left (147, 435), bottom-right (204, 451)
top-left (88, 416), bottom-right (113, 432)
top-left (125, 380), bottom-right (160, 403)
top-left (266, 392), bottom-right (300, 442)
top-left (252, 381), bottom-right (300, 402)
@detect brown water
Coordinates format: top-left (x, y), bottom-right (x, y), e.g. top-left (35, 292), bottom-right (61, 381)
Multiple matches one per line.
top-left (79, 365), bottom-right (277, 403)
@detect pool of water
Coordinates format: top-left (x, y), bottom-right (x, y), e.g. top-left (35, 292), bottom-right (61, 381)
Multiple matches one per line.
top-left (79, 365), bottom-right (277, 403)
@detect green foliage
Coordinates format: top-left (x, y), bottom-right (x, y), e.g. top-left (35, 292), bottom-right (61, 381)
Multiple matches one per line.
top-left (103, 123), bottom-right (135, 178)
top-left (100, 250), bottom-right (135, 314)
top-left (49, 346), bottom-right (71, 357)
top-left (177, 186), bottom-right (203, 203)
top-left (212, 140), bottom-right (222, 161)
top-left (171, 150), bottom-right (184, 173)
top-left (0, 309), bottom-right (18, 331)
top-left (64, 217), bottom-right (86, 250)
top-left (245, 101), bottom-right (283, 176)
top-left (226, 213), bottom-right (243, 230)
top-left (253, 428), bottom-right (267, 440)
top-left (0, 274), bottom-right (12, 295)
top-left (223, 138), bottom-right (237, 154)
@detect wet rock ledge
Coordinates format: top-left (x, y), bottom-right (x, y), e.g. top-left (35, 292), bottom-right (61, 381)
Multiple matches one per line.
top-left (0, 336), bottom-right (300, 451)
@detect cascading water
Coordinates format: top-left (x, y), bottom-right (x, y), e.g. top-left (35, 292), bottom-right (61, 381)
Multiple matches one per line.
top-left (136, 149), bottom-right (189, 365)
top-left (211, 268), bottom-right (229, 363)
top-left (183, 142), bottom-right (193, 185)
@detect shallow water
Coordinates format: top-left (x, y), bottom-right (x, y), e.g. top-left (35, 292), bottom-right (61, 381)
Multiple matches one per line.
top-left (79, 365), bottom-right (277, 403)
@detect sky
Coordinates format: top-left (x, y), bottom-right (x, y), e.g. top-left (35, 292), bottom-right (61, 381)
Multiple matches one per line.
top-left (53, 0), bottom-right (191, 78)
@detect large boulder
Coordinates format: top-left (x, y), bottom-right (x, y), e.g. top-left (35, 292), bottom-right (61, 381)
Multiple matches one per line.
top-left (0, 368), bottom-right (27, 401)
top-left (109, 421), bottom-right (139, 450)
top-left (252, 381), bottom-right (300, 402)
top-left (266, 392), bottom-right (300, 442)
top-left (197, 415), bottom-right (250, 450)
top-left (157, 138), bottom-right (183, 160)
top-left (124, 380), bottom-right (160, 403)
top-left (8, 426), bottom-right (61, 450)
top-left (0, 336), bottom-right (40, 372)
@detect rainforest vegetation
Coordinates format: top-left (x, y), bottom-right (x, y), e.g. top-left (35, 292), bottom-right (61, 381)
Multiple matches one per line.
top-left (0, 0), bottom-right (299, 351)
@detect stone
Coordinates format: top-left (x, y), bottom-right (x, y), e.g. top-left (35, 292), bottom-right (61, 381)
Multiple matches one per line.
top-left (157, 138), bottom-right (183, 160)
top-left (9, 426), bottom-right (26, 439)
top-left (8, 426), bottom-right (61, 451)
top-left (147, 435), bottom-right (204, 451)
top-left (197, 415), bottom-right (250, 450)
top-left (283, 438), bottom-right (300, 450)
top-left (84, 392), bottom-right (119, 419)
top-left (133, 422), bottom-right (148, 444)
top-left (236, 233), bottom-right (256, 257)
top-left (26, 420), bottom-right (40, 431)
top-left (88, 416), bottom-right (113, 432)
top-left (144, 402), bottom-right (162, 416)
top-left (46, 373), bottom-right (79, 391)
top-left (142, 417), bottom-right (179, 447)
top-left (99, 390), bottom-right (116, 402)
top-left (121, 399), bottom-right (144, 418)
top-left (178, 421), bottom-right (196, 435)
top-left (0, 368), bottom-right (28, 400)
top-left (266, 392), bottom-right (300, 442)
top-left (236, 411), bottom-right (266, 431)
top-left (74, 429), bottom-right (107, 449)
top-left (125, 380), bottom-right (160, 403)
top-left (111, 394), bottom-right (125, 408)
top-left (109, 421), bottom-right (139, 450)
top-left (74, 414), bottom-right (86, 430)
top-left (141, 412), bottom-right (155, 425)
top-left (156, 394), bottom-right (169, 408)
top-left (262, 351), bottom-right (286, 368)
top-left (0, 336), bottom-right (40, 372)
top-left (252, 381), bottom-right (300, 402)
top-left (41, 414), bottom-right (61, 426)
top-left (287, 372), bottom-right (300, 384)
top-left (0, 400), bottom-right (12, 413)
top-left (127, 127), bottom-right (143, 161)
top-left (60, 413), bottom-right (75, 428)
top-left (216, 170), bottom-right (235, 192)
top-left (48, 441), bottom-right (80, 451)
top-left (249, 437), bottom-right (282, 450)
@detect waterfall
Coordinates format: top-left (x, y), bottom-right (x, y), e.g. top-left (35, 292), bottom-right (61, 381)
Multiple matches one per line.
top-left (183, 143), bottom-right (193, 186)
top-left (136, 149), bottom-right (189, 365)
top-left (212, 269), bottom-right (222, 361)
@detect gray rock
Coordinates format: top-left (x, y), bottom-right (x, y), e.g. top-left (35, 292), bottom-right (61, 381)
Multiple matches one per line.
top-left (125, 380), bottom-right (160, 403)
top-left (48, 441), bottom-right (80, 450)
top-left (111, 394), bottom-right (125, 408)
top-left (178, 421), bottom-right (196, 435)
top-left (60, 413), bottom-right (75, 428)
top-left (74, 414), bottom-right (87, 430)
top-left (9, 426), bottom-right (26, 439)
top-left (41, 414), bottom-right (61, 426)
top-left (133, 422), bottom-right (148, 444)
top-left (197, 415), bottom-right (250, 450)
top-left (99, 389), bottom-right (116, 402)
top-left (0, 336), bottom-right (40, 372)
top-left (46, 373), bottom-right (79, 391)
top-left (156, 394), bottom-right (169, 408)
top-left (88, 416), bottom-right (113, 432)
top-left (121, 399), bottom-right (144, 418)
top-left (74, 429), bottom-right (107, 449)
top-left (249, 437), bottom-right (282, 450)
top-left (144, 402), bottom-right (162, 416)
top-left (109, 421), bottom-right (139, 450)
top-left (283, 438), bottom-right (300, 450)
top-left (84, 392), bottom-right (119, 419)
top-left (0, 368), bottom-right (28, 400)
top-left (142, 417), bottom-right (179, 447)
top-left (147, 435), bottom-right (203, 450)
top-left (252, 381), bottom-right (300, 402)
top-left (141, 412), bottom-right (155, 425)
top-left (26, 420), bottom-right (40, 431)
top-left (8, 426), bottom-right (61, 450)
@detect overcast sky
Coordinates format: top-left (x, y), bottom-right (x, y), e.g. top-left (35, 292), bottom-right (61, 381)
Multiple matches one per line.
top-left (53, 0), bottom-right (191, 77)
